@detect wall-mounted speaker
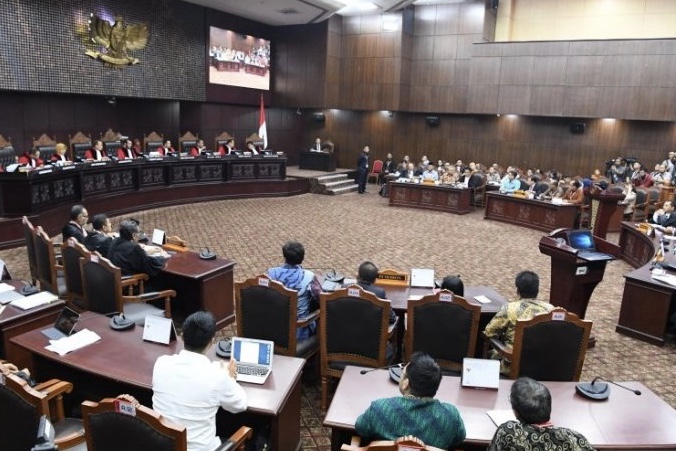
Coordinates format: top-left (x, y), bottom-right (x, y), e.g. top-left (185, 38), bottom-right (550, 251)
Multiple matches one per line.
top-left (425, 116), bottom-right (440, 127)
top-left (570, 122), bottom-right (585, 134)
top-left (313, 113), bottom-right (325, 123)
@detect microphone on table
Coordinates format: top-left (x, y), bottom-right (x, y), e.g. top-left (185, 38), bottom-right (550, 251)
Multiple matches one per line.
top-left (198, 242), bottom-right (217, 260)
top-left (576, 376), bottom-right (641, 400)
top-left (360, 364), bottom-right (400, 375)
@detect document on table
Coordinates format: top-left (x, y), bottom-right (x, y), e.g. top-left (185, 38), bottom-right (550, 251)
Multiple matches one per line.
top-left (11, 291), bottom-right (58, 310)
top-left (45, 329), bottom-right (101, 356)
top-left (652, 274), bottom-right (676, 287)
top-left (0, 282), bottom-right (14, 293)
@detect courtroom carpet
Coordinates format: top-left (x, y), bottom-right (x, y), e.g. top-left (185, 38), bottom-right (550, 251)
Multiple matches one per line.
top-left (2, 191), bottom-right (676, 451)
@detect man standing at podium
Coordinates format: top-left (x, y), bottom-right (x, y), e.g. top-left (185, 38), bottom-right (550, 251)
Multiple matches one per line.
top-left (483, 271), bottom-right (554, 374)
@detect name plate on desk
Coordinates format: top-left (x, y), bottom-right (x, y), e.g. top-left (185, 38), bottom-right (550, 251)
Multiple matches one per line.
top-left (37, 169), bottom-right (53, 175)
top-left (117, 159), bottom-right (133, 164)
top-left (143, 316), bottom-right (177, 345)
top-left (180, 156), bottom-right (196, 160)
top-left (61, 165), bottom-right (76, 170)
top-left (90, 162), bottom-right (107, 167)
top-left (207, 155), bottom-right (222, 159)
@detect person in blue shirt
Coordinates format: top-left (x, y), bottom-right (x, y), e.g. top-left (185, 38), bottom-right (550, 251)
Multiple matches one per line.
top-left (421, 164), bottom-right (439, 181)
top-left (500, 170), bottom-right (521, 193)
top-left (267, 241), bottom-right (321, 339)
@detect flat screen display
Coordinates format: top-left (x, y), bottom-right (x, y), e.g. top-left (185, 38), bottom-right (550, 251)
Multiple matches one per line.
top-left (208, 26), bottom-right (270, 91)
top-left (567, 230), bottom-right (595, 251)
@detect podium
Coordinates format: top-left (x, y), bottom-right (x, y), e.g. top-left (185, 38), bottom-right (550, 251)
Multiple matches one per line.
top-left (539, 229), bottom-right (620, 320)
top-left (589, 188), bottom-right (625, 239)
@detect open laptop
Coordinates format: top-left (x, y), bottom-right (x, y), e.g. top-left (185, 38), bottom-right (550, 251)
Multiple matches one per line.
top-left (41, 307), bottom-right (80, 340)
top-left (231, 337), bottom-right (274, 384)
top-left (566, 229), bottom-right (615, 262)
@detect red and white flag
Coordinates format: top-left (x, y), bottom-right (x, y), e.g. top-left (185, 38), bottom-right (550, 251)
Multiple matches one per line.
top-left (258, 94), bottom-right (268, 149)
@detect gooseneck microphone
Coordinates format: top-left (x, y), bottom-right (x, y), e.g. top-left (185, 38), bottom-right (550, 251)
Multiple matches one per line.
top-left (360, 364), bottom-right (400, 375)
top-left (576, 376), bottom-right (641, 400)
top-left (592, 376), bottom-right (641, 395)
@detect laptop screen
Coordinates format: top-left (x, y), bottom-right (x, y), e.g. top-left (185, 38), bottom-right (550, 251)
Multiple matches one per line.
top-left (567, 230), bottom-right (595, 251)
top-left (54, 307), bottom-right (80, 336)
top-left (232, 338), bottom-right (272, 366)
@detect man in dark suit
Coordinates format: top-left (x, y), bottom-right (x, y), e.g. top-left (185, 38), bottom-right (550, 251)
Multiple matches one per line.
top-left (653, 200), bottom-right (676, 233)
top-left (356, 261), bottom-right (397, 325)
top-left (527, 176), bottom-right (549, 197)
top-left (356, 145), bottom-right (370, 194)
top-left (84, 213), bottom-right (114, 256)
top-left (62, 204), bottom-right (89, 244)
top-left (379, 153), bottom-right (398, 184)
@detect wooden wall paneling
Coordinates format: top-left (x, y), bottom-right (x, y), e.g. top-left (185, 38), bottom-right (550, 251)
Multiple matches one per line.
top-left (600, 55), bottom-right (643, 86)
top-left (433, 35), bottom-right (459, 60)
top-left (640, 54), bottom-right (676, 88)
top-left (529, 86), bottom-right (565, 116)
top-left (562, 86), bottom-right (602, 118)
top-left (636, 87), bottom-right (676, 121)
top-left (564, 55), bottom-right (604, 86)
top-left (597, 87), bottom-right (640, 120)
top-left (469, 57), bottom-right (502, 84)
top-left (467, 84), bottom-right (500, 112)
top-left (412, 36), bottom-right (435, 60)
top-left (413, 5), bottom-right (437, 36)
top-left (497, 85), bottom-right (532, 114)
top-left (434, 3), bottom-right (462, 35)
top-left (532, 56), bottom-right (568, 85)
top-left (499, 56), bottom-right (534, 85)
top-left (459, 1), bottom-right (486, 34)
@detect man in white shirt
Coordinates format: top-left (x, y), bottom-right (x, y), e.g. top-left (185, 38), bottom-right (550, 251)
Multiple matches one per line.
top-left (153, 311), bottom-right (247, 451)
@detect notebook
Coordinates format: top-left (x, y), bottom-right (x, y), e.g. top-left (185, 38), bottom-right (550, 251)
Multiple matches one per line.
top-left (461, 358), bottom-right (500, 390)
top-left (41, 307), bottom-right (80, 340)
top-left (231, 337), bottom-right (274, 384)
top-left (566, 229), bottom-right (615, 262)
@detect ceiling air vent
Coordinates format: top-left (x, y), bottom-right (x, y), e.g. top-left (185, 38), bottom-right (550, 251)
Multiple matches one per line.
top-left (279, 8), bottom-right (300, 14)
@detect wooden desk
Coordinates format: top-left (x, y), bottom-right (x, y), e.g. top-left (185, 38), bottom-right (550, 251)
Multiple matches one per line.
top-left (389, 182), bottom-right (473, 215)
top-left (484, 192), bottom-right (579, 232)
top-left (11, 312), bottom-right (303, 451)
top-left (324, 366), bottom-right (676, 451)
top-left (615, 221), bottom-right (676, 346)
top-left (157, 251), bottom-right (236, 328)
top-left (618, 221), bottom-right (657, 268)
top-left (0, 296), bottom-right (65, 370)
top-left (299, 151), bottom-right (336, 172)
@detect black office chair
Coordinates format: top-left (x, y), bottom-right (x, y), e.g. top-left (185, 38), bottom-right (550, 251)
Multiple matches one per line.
top-left (485, 308), bottom-right (592, 381)
top-left (82, 396), bottom-right (252, 451)
top-left (0, 371), bottom-right (85, 451)
top-left (319, 285), bottom-right (393, 410)
top-left (236, 275), bottom-right (319, 359)
top-left (404, 291), bottom-right (481, 374)
top-left (80, 254), bottom-right (174, 325)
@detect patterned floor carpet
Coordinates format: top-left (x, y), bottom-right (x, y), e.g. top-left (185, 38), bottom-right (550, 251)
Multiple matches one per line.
top-left (2, 188), bottom-right (675, 450)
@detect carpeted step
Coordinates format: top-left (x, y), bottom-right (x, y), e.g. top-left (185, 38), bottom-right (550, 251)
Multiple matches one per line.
top-left (327, 185), bottom-right (359, 195)
top-left (323, 179), bottom-right (356, 190)
top-left (316, 174), bottom-right (349, 183)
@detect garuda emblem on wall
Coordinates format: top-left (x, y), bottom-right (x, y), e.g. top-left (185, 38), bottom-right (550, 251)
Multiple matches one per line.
top-left (85, 14), bottom-right (149, 68)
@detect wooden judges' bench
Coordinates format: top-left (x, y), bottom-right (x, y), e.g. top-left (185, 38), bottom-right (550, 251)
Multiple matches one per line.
top-left (0, 155), bottom-right (303, 248)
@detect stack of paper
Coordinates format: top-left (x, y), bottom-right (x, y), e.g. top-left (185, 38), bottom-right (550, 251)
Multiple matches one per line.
top-left (11, 291), bottom-right (58, 310)
top-left (45, 329), bottom-right (101, 356)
